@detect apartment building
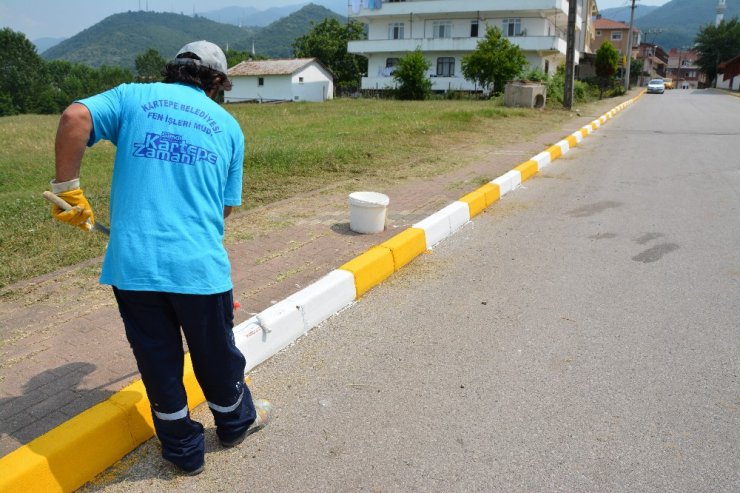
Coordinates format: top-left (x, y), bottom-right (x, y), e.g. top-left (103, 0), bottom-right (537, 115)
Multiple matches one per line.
top-left (636, 43), bottom-right (668, 85)
top-left (347, 0), bottom-right (598, 92)
top-left (666, 48), bottom-right (704, 89)
top-left (593, 18), bottom-right (641, 61)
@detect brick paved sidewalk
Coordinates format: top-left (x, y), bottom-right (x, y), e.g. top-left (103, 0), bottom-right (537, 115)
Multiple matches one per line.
top-left (0, 97), bottom-right (629, 458)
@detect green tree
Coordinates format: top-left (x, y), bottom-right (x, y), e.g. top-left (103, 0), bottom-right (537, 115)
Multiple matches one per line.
top-left (595, 41), bottom-right (619, 98)
top-left (292, 18), bottom-right (368, 93)
top-left (695, 17), bottom-right (740, 87)
top-left (96, 65), bottom-right (134, 90)
top-left (392, 48), bottom-right (432, 100)
top-left (225, 49), bottom-right (250, 68)
top-left (0, 28), bottom-right (47, 115)
top-left (224, 49), bottom-right (268, 68)
top-left (461, 26), bottom-right (527, 95)
top-left (36, 61), bottom-right (133, 114)
top-left (135, 48), bottom-right (166, 82)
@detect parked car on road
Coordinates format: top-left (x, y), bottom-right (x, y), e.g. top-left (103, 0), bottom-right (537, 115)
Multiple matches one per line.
top-left (663, 78), bottom-right (674, 89)
top-left (647, 79), bottom-right (665, 94)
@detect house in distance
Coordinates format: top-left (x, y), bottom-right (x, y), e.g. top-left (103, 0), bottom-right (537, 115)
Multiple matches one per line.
top-left (225, 58), bottom-right (334, 103)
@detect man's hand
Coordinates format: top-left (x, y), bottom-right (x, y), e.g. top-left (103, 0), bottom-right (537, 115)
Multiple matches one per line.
top-left (51, 188), bottom-right (95, 231)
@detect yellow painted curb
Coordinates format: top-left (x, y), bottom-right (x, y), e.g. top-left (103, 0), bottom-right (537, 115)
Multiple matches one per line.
top-left (459, 189), bottom-right (487, 217)
top-left (480, 183), bottom-right (501, 206)
top-left (340, 245), bottom-right (395, 298)
top-left (0, 399), bottom-right (142, 493)
top-left (0, 353), bottom-right (229, 493)
top-left (380, 228), bottom-right (427, 271)
top-left (108, 380), bottom-right (155, 444)
top-left (183, 355), bottom-right (207, 407)
top-left (547, 144), bottom-right (562, 161)
top-left (566, 135), bottom-right (578, 148)
top-left (514, 159), bottom-right (539, 182)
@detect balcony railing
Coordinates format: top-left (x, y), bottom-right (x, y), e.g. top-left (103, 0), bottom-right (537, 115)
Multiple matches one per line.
top-left (348, 35), bottom-right (568, 55)
top-left (360, 75), bottom-right (478, 92)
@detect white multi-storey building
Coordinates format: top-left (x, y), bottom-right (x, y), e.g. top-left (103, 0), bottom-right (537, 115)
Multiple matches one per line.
top-left (347, 0), bottom-right (598, 92)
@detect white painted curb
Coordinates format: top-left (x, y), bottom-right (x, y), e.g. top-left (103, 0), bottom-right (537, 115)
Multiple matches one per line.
top-left (234, 270), bottom-right (356, 371)
top-left (532, 151), bottom-right (551, 171)
top-left (413, 201), bottom-right (471, 249)
top-left (493, 169), bottom-right (522, 197)
top-left (556, 139), bottom-right (570, 155)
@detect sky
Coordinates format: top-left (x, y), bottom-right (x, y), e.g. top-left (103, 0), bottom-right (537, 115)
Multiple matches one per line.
top-left (2, 0), bottom-right (671, 41)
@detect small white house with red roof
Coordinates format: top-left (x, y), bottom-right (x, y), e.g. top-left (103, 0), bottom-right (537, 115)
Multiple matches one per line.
top-left (225, 58), bottom-right (334, 103)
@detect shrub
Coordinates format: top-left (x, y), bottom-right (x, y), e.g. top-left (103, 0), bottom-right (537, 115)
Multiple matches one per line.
top-left (392, 48), bottom-right (432, 100)
top-left (522, 68), bottom-right (548, 82)
top-left (545, 65), bottom-right (599, 106)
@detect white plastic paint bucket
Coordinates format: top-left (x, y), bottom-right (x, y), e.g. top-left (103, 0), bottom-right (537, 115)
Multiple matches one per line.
top-left (348, 191), bottom-right (389, 234)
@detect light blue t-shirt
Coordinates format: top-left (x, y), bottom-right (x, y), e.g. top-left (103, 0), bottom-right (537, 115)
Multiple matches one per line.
top-left (78, 82), bottom-right (244, 294)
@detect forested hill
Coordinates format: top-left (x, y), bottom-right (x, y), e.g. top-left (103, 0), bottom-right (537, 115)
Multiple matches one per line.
top-left (599, 5), bottom-right (659, 23)
top-left (42, 4), bottom-right (345, 69)
top-left (635, 0), bottom-right (740, 49)
top-left (42, 11), bottom-right (254, 69)
top-left (256, 3), bottom-right (346, 58)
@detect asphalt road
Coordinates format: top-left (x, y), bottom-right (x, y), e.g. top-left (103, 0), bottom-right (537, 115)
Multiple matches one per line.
top-left (84, 90), bottom-right (740, 492)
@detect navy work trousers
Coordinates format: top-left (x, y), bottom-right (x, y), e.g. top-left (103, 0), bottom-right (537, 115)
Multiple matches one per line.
top-left (113, 288), bottom-right (256, 472)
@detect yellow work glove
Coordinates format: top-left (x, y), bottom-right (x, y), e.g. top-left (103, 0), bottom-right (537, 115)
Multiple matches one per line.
top-left (50, 186), bottom-right (95, 232)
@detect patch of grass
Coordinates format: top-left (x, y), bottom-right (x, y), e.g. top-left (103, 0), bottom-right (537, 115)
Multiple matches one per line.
top-left (0, 96), bottom-right (614, 288)
top-left (473, 175), bottom-right (493, 187)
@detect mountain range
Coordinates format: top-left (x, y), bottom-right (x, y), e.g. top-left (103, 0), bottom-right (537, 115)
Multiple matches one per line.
top-left (33, 1), bottom-right (349, 52)
top-left (41, 4), bottom-right (345, 69)
top-left (601, 0), bottom-right (740, 49)
top-left (599, 5), bottom-right (661, 23)
top-left (199, 0), bottom-right (348, 27)
top-left (635, 0), bottom-right (740, 49)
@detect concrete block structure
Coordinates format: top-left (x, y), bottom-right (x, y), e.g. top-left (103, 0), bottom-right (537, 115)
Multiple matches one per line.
top-left (504, 82), bottom-right (547, 108)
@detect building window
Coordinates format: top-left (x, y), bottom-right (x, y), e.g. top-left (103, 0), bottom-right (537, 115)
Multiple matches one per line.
top-left (471, 20), bottom-right (479, 37)
top-left (436, 57), bottom-right (455, 77)
top-left (502, 18), bottom-right (522, 37)
top-left (611, 31), bottom-right (622, 41)
top-left (389, 22), bottom-right (405, 39)
top-left (380, 57), bottom-right (400, 76)
top-left (596, 30), bottom-right (601, 36)
top-left (298, 77), bottom-right (304, 84)
top-left (258, 77), bottom-right (264, 86)
top-left (433, 21), bottom-right (452, 39)
top-left (545, 60), bottom-right (550, 74)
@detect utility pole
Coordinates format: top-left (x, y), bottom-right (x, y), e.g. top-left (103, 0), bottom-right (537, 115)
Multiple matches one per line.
top-left (563, 0), bottom-right (577, 109)
top-left (624, 0), bottom-right (637, 90)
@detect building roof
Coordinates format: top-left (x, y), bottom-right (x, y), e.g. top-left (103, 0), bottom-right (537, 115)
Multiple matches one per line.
top-left (594, 18), bottom-right (633, 31)
top-left (228, 58), bottom-right (321, 76)
top-left (718, 54), bottom-right (740, 79)
top-left (668, 48), bottom-right (698, 58)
